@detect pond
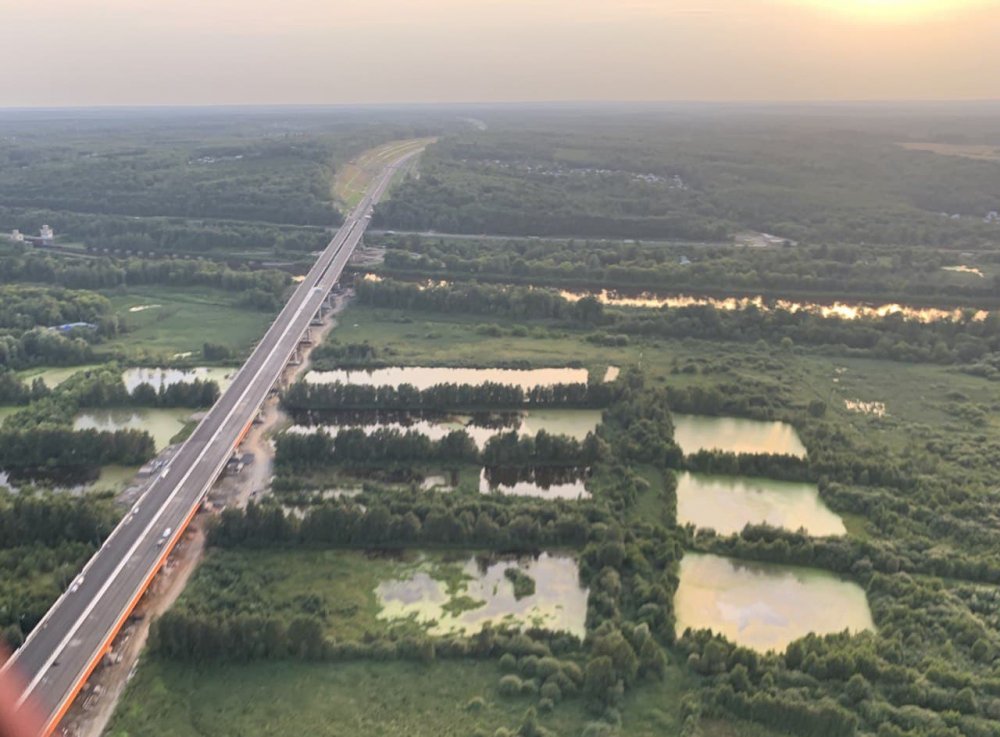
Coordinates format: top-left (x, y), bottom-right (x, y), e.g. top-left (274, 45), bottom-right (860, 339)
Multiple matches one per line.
top-left (121, 366), bottom-right (235, 392)
top-left (676, 472), bottom-right (845, 536)
top-left (558, 288), bottom-right (989, 323)
top-left (288, 408), bottom-right (603, 449)
top-left (673, 414), bottom-right (807, 457)
top-left (376, 552), bottom-right (588, 637)
top-left (304, 366), bottom-right (592, 390)
top-left (73, 408), bottom-right (194, 451)
top-left (479, 467), bottom-right (590, 500)
top-left (674, 553), bottom-right (874, 653)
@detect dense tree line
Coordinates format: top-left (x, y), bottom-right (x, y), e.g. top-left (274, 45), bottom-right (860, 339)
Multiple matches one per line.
top-left (0, 250), bottom-right (292, 301)
top-left (209, 497), bottom-right (601, 551)
top-left (0, 328), bottom-right (97, 370)
top-left (355, 278), bottom-right (605, 324)
top-left (274, 428), bottom-right (602, 471)
top-left (0, 427), bottom-right (154, 468)
top-left (0, 285), bottom-right (115, 332)
top-left (0, 206), bottom-right (329, 256)
top-left (275, 427), bottom-right (479, 470)
top-left (683, 451), bottom-right (811, 482)
top-left (282, 379), bottom-right (618, 412)
top-left (0, 285), bottom-right (115, 369)
top-left (374, 234), bottom-right (1000, 305)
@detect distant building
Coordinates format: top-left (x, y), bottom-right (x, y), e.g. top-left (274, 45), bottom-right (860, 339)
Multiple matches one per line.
top-left (23, 224), bottom-right (55, 247)
top-left (50, 322), bottom-right (98, 332)
top-left (678, 256), bottom-right (692, 266)
top-left (986, 211), bottom-right (999, 224)
top-left (9, 229), bottom-right (24, 242)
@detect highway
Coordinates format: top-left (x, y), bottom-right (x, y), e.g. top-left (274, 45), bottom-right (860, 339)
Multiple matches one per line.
top-left (2, 146), bottom-right (422, 737)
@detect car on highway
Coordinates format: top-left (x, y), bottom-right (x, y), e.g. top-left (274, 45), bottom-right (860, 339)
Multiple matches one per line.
top-left (69, 576), bottom-right (85, 593)
top-left (157, 528), bottom-right (172, 547)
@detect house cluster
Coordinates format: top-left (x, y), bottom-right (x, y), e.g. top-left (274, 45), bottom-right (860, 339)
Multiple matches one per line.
top-left (8, 224), bottom-right (54, 246)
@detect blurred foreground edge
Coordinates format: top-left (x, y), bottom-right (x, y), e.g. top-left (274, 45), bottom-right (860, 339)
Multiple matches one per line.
top-left (0, 646), bottom-right (45, 737)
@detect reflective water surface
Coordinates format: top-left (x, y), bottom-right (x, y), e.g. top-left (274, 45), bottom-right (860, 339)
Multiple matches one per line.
top-left (376, 552), bottom-right (588, 637)
top-left (674, 553), bottom-right (874, 653)
top-left (121, 366), bottom-right (234, 392)
top-left (479, 466), bottom-right (590, 499)
top-left (676, 472), bottom-right (845, 536)
top-left (673, 414), bottom-right (807, 457)
top-left (73, 408), bottom-right (194, 451)
top-left (559, 288), bottom-right (989, 323)
top-left (305, 366), bottom-right (590, 390)
top-left (288, 408), bottom-right (602, 449)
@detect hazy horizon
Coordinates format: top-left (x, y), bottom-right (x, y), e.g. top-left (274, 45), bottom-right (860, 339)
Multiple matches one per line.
top-left (1, 0), bottom-right (999, 107)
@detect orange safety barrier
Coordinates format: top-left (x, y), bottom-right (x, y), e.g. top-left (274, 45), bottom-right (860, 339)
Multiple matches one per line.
top-left (235, 420), bottom-right (253, 447)
top-left (40, 496), bottom-right (205, 737)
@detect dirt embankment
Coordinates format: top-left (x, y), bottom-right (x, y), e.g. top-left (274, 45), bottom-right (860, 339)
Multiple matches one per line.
top-left (63, 289), bottom-right (352, 737)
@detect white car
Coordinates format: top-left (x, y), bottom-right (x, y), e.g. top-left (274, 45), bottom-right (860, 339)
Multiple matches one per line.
top-left (70, 576), bottom-right (85, 593)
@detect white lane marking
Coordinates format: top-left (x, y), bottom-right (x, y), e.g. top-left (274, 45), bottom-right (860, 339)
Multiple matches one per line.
top-left (15, 239), bottom-right (346, 707)
top-left (11, 149), bottom-right (418, 709)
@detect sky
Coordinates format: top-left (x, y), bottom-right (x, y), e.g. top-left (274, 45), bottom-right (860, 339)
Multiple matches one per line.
top-left (0, 0), bottom-right (998, 106)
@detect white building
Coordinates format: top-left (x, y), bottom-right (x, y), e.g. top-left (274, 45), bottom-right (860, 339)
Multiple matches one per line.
top-left (39, 224), bottom-right (54, 244)
top-left (9, 229), bottom-right (24, 242)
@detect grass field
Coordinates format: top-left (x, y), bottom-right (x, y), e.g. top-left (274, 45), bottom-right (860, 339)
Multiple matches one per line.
top-left (106, 657), bottom-right (779, 737)
top-left (98, 287), bottom-right (274, 363)
top-left (332, 138), bottom-right (434, 210)
top-left (107, 660), bottom-right (597, 737)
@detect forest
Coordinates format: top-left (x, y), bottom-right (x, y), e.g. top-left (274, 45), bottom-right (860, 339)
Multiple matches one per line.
top-left (372, 234), bottom-right (1000, 305)
top-left (375, 113), bottom-right (1000, 247)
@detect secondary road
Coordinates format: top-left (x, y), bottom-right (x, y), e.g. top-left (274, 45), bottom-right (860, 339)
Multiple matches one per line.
top-left (2, 146), bottom-right (423, 737)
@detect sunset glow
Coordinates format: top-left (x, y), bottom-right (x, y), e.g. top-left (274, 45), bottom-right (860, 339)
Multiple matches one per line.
top-left (792, 0), bottom-right (996, 20)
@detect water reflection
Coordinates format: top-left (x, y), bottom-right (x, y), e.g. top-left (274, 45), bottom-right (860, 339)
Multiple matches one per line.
top-left (673, 414), bottom-right (807, 457)
top-left (676, 472), bottom-right (845, 536)
top-left (305, 366), bottom-right (591, 390)
top-left (376, 552), bottom-right (587, 637)
top-left (674, 553), bottom-right (874, 653)
top-left (479, 466), bottom-right (590, 499)
top-left (558, 289), bottom-right (989, 324)
top-left (73, 408), bottom-right (194, 451)
top-left (121, 366), bottom-right (234, 393)
top-left (288, 409), bottom-right (603, 450)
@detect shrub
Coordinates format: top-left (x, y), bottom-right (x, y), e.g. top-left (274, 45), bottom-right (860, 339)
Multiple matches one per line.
top-left (465, 696), bottom-right (487, 713)
top-left (540, 680), bottom-right (562, 704)
top-left (499, 675), bottom-right (524, 698)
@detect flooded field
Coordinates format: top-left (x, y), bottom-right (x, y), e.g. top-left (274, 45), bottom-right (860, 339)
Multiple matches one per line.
top-left (121, 366), bottom-right (234, 392)
top-left (289, 408), bottom-right (603, 449)
top-left (479, 466), bottom-right (590, 499)
top-left (676, 472), bottom-right (845, 536)
top-left (304, 366), bottom-right (592, 390)
top-left (674, 553), bottom-right (874, 653)
top-left (559, 288), bottom-right (989, 323)
top-left (673, 414), bottom-right (807, 457)
top-left (376, 552), bottom-right (588, 637)
top-left (73, 408), bottom-right (194, 451)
